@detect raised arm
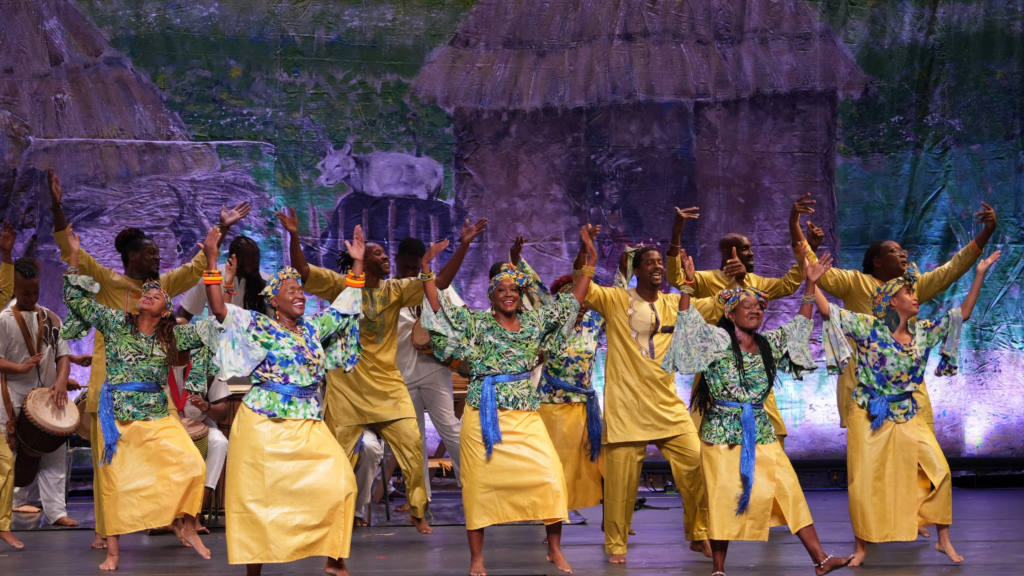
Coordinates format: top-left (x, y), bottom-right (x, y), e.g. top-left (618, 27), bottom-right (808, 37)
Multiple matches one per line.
top-left (436, 218), bottom-right (487, 290)
top-left (421, 240), bottom-right (449, 313)
top-left (677, 249), bottom-right (697, 311)
top-left (49, 169), bottom-right (68, 233)
top-left (573, 223), bottom-right (602, 270)
top-left (800, 243), bottom-right (833, 320)
top-left (789, 193), bottom-right (824, 251)
top-left (277, 207), bottom-right (308, 282)
top-left (666, 206), bottom-right (699, 259)
top-left (201, 227), bottom-right (228, 323)
top-left (572, 225), bottom-right (599, 305)
top-left (961, 250), bottom-right (1001, 322)
top-left (0, 222), bottom-right (14, 309)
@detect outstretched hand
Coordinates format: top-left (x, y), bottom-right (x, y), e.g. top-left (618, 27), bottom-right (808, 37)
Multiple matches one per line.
top-left (197, 226), bottom-right (222, 262)
top-left (422, 239), bottom-right (450, 269)
top-left (722, 246), bottom-right (746, 279)
top-left (975, 201), bottom-right (997, 229)
top-left (0, 221), bottom-right (16, 254)
top-left (802, 242), bottom-right (833, 284)
top-left (48, 168), bottom-right (63, 206)
top-left (460, 218), bottom-right (488, 244)
top-left (790, 193), bottom-right (816, 226)
top-left (672, 206), bottom-right (700, 232)
top-left (681, 248), bottom-right (696, 282)
top-left (65, 222), bottom-right (81, 253)
top-left (580, 224), bottom-right (599, 258)
top-left (805, 221), bottom-right (825, 252)
top-left (220, 202), bottom-right (252, 228)
top-left (224, 254), bottom-right (238, 285)
top-left (977, 249), bottom-right (1001, 274)
top-left (345, 224), bottom-right (366, 261)
top-left (510, 235), bottom-right (525, 266)
top-left (276, 207), bottom-right (299, 234)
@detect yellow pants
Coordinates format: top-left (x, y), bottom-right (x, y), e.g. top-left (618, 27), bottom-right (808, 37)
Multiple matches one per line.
top-left (0, 438), bottom-right (13, 531)
top-left (838, 366), bottom-right (935, 432)
top-left (691, 389), bottom-right (787, 450)
top-left (603, 431), bottom-right (709, 554)
top-left (226, 404), bottom-right (356, 564)
top-left (701, 441), bottom-right (813, 541)
top-left (327, 416), bottom-right (428, 518)
top-left (461, 407), bottom-right (568, 530)
top-left (538, 403), bottom-right (603, 511)
top-left (847, 405), bottom-right (952, 542)
top-left (88, 412), bottom-right (107, 537)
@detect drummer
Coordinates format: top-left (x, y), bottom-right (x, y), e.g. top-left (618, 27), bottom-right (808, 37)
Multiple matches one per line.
top-left (0, 258), bottom-right (85, 531)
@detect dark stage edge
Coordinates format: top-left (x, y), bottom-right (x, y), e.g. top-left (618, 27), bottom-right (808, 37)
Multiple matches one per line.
top-left (4, 489), bottom-right (1022, 575)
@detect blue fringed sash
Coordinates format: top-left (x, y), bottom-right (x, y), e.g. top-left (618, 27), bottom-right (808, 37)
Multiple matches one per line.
top-left (98, 381), bottom-right (162, 465)
top-left (863, 387), bottom-right (913, 431)
top-left (713, 399), bottom-right (764, 515)
top-left (478, 372), bottom-right (531, 459)
top-left (542, 372), bottom-right (603, 461)
top-left (259, 382), bottom-right (319, 405)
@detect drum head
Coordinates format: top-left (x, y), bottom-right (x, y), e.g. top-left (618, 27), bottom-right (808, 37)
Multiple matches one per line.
top-left (74, 392), bottom-right (90, 440)
top-left (24, 388), bottom-right (80, 435)
top-left (180, 417), bottom-right (209, 440)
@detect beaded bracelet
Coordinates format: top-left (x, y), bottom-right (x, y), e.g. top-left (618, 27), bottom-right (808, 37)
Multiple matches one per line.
top-left (679, 284), bottom-right (695, 295)
top-left (419, 270), bottom-right (436, 282)
top-left (345, 273), bottom-right (366, 288)
top-left (682, 277), bottom-right (695, 285)
top-left (203, 276), bottom-right (223, 285)
top-left (801, 293), bottom-right (816, 304)
top-left (580, 265), bottom-right (596, 277)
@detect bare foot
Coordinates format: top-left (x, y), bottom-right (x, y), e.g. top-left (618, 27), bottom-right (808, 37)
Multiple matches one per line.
top-left (13, 504), bottom-right (41, 513)
top-left (395, 502), bottom-right (410, 513)
top-left (354, 517), bottom-right (369, 527)
top-left (848, 550), bottom-right (865, 567)
top-left (935, 541), bottom-right (964, 564)
top-left (690, 540), bottom-right (712, 558)
top-left (629, 528), bottom-right (636, 535)
top-left (170, 521), bottom-right (192, 548)
top-left (324, 557), bottom-right (352, 576)
top-left (411, 515), bottom-right (433, 534)
top-left (608, 553), bottom-right (626, 564)
top-left (196, 525), bottom-right (210, 535)
top-left (91, 533), bottom-right (108, 549)
top-left (99, 553), bottom-right (119, 571)
top-left (546, 549), bottom-right (573, 573)
top-left (469, 556), bottom-right (488, 575)
top-left (919, 526), bottom-right (931, 539)
top-left (54, 516), bottom-right (79, 527)
top-left (816, 555), bottom-right (854, 575)
top-left (0, 531), bottom-right (25, 549)
top-left (181, 526), bottom-right (211, 560)
top-left (542, 537), bottom-right (548, 544)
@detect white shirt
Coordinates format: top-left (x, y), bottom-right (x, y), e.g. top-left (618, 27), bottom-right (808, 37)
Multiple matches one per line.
top-left (176, 364), bottom-right (232, 429)
top-left (0, 304), bottom-right (71, 425)
top-left (396, 286), bottom-right (465, 384)
top-left (178, 264), bottom-right (270, 317)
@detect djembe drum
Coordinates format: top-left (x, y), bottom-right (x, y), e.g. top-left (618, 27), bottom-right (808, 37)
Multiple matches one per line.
top-left (14, 387), bottom-right (80, 487)
top-left (181, 417), bottom-right (209, 459)
top-left (74, 390), bottom-right (90, 441)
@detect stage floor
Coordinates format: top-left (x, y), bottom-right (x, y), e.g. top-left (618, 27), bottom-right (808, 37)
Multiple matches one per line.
top-left (4, 489), bottom-right (1021, 575)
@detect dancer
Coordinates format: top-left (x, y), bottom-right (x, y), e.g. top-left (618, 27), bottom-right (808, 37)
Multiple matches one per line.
top-left (0, 223), bottom-right (20, 550)
top-left (421, 225), bottom-right (598, 576)
top-left (48, 169), bottom-right (247, 548)
top-left (62, 224), bottom-right (213, 570)
top-left (0, 258), bottom-right (78, 529)
top-left (279, 207), bottom-right (479, 533)
top-left (201, 225), bottom-right (364, 576)
top-left (179, 344), bottom-right (230, 530)
top-left (178, 234), bottom-right (268, 319)
top-left (821, 249), bottom-right (1001, 566)
top-left (577, 243), bottom-right (715, 562)
top-left (666, 200), bottom-right (813, 448)
top-left (663, 247), bottom-right (853, 575)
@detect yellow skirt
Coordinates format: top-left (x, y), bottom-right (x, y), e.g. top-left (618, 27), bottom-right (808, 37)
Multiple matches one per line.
top-left (847, 405), bottom-right (951, 543)
top-left (462, 406), bottom-right (568, 530)
top-left (701, 440), bottom-right (812, 541)
top-left (538, 402), bottom-right (603, 511)
top-left (226, 404), bottom-right (356, 565)
top-left (96, 416), bottom-right (205, 535)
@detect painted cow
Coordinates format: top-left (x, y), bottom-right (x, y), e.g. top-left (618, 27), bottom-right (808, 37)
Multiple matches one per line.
top-left (316, 143), bottom-right (444, 200)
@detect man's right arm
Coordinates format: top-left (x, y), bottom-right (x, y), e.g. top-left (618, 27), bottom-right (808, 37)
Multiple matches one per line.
top-left (302, 265), bottom-right (346, 302)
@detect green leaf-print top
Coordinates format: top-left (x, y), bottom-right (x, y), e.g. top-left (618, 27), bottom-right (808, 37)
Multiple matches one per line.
top-left (61, 273), bottom-right (219, 422)
top-left (421, 290), bottom-right (580, 411)
top-left (662, 306), bottom-right (817, 445)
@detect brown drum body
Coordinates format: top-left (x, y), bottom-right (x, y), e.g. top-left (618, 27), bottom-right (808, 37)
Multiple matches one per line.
top-left (411, 318), bottom-right (433, 353)
top-left (74, 390), bottom-right (90, 440)
top-left (14, 388), bottom-right (80, 487)
top-left (181, 417), bottom-right (209, 459)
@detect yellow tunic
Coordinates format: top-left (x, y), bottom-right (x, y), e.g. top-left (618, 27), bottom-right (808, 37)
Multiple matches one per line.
top-left (814, 242), bottom-right (981, 428)
top-left (667, 250), bottom-right (807, 441)
top-left (0, 431), bottom-right (12, 531)
top-left (538, 402), bottom-right (604, 511)
top-left (302, 266), bottom-right (422, 425)
top-left (0, 261), bottom-right (12, 309)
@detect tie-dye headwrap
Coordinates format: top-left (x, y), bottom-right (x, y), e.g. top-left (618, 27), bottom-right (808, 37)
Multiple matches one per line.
top-left (141, 280), bottom-right (173, 314)
top-left (718, 286), bottom-right (770, 316)
top-left (872, 263), bottom-right (920, 319)
top-left (259, 267), bottom-right (303, 303)
top-left (488, 263), bottom-right (529, 300)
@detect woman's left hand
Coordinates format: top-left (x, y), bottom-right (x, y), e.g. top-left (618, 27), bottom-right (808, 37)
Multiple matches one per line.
top-left (977, 249), bottom-right (1002, 273)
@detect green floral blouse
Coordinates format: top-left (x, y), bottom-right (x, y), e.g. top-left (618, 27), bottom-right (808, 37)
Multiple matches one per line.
top-left (828, 304), bottom-right (962, 423)
top-left (61, 273), bottom-right (219, 421)
top-left (662, 306), bottom-right (817, 445)
top-left (539, 310), bottom-right (603, 403)
top-left (421, 290), bottom-right (580, 411)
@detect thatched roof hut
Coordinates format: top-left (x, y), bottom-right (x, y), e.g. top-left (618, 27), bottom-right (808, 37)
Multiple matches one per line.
top-left (416, 0), bottom-right (867, 303)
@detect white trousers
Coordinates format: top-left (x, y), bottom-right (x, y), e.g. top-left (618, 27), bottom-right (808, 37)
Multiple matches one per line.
top-left (353, 429), bottom-right (383, 519)
top-left (13, 443), bottom-right (69, 524)
top-left (205, 427), bottom-right (228, 490)
top-left (407, 369), bottom-right (462, 498)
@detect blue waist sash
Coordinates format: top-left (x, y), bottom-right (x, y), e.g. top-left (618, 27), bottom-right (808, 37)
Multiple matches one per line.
top-left (258, 382), bottom-right (320, 404)
top-left (477, 372), bottom-right (532, 459)
top-left (543, 372), bottom-right (602, 461)
top-left (863, 387), bottom-right (914, 431)
top-left (99, 381), bottom-right (162, 465)
top-left (713, 399), bottom-right (764, 515)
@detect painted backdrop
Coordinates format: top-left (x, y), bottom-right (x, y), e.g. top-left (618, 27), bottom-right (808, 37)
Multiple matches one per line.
top-left (0, 0), bottom-right (1020, 459)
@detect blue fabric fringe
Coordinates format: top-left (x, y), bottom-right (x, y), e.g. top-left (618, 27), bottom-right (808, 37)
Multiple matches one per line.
top-left (713, 400), bottom-right (763, 515)
top-left (863, 387), bottom-right (913, 431)
top-left (478, 372), bottom-right (531, 459)
top-left (98, 381), bottom-right (162, 466)
top-left (542, 372), bottom-right (603, 461)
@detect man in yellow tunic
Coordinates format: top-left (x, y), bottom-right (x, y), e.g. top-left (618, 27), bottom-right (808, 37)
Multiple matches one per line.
top-left (280, 208), bottom-right (482, 534)
top-left (48, 170), bottom-right (245, 547)
top-left (578, 246), bottom-right (715, 563)
top-left (0, 221), bottom-right (23, 550)
top-left (665, 202), bottom-right (812, 449)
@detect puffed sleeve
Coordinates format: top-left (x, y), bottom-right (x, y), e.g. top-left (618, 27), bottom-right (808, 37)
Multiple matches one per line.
top-left (920, 308), bottom-right (963, 376)
top-left (213, 304), bottom-right (270, 381)
top-left (308, 287), bottom-right (363, 372)
top-left (662, 305), bottom-right (731, 374)
top-left (762, 315), bottom-right (817, 379)
top-left (420, 289), bottom-right (480, 362)
top-left (60, 273), bottom-right (123, 340)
